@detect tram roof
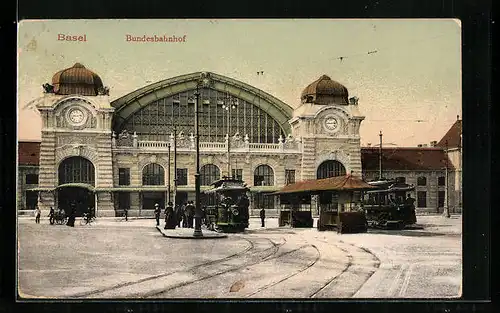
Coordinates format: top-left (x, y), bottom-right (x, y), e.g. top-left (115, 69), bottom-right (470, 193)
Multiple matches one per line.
top-left (272, 174), bottom-right (377, 195)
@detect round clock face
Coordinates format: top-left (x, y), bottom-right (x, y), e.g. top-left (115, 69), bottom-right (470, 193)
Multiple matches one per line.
top-left (69, 108), bottom-right (85, 124)
top-left (324, 117), bottom-right (339, 131)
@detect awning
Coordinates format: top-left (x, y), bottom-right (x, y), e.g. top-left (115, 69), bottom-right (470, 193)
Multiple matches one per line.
top-left (94, 185), bottom-right (212, 192)
top-left (56, 183), bottom-right (95, 191)
top-left (272, 175), bottom-right (377, 195)
top-left (25, 187), bottom-right (55, 192)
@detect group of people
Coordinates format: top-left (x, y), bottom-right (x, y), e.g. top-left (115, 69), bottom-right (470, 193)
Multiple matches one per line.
top-left (39, 204), bottom-right (94, 227)
top-left (154, 201), bottom-right (197, 230)
top-left (388, 194), bottom-right (416, 208)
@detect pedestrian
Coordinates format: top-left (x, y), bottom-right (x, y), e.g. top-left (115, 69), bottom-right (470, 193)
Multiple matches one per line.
top-left (182, 203), bottom-right (189, 228)
top-left (34, 206), bottom-right (41, 224)
top-left (124, 207), bottom-right (128, 221)
top-left (48, 206), bottom-right (55, 225)
top-left (259, 208), bottom-right (266, 227)
top-left (164, 202), bottom-right (175, 229)
top-left (66, 204), bottom-right (76, 227)
top-left (154, 203), bottom-right (161, 226)
top-left (187, 201), bottom-right (195, 228)
top-left (176, 204), bottom-right (184, 227)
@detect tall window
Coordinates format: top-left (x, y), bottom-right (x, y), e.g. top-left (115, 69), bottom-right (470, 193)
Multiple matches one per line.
top-left (142, 163), bottom-right (165, 185)
top-left (254, 192), bottom-right (275, 210)
top-left (117, 192), bottom-right (130, 211)
top-left (200, 164), bottom-right (220, 186)
top-left (438, 190), bottom-right (445, 208)
top-left (25, 191), bottom-right (38, 210)
top-left (317, 160), bottom-right (346, 179)
top-left (119, 168), bottom-right (130, 186)
top-left (254, 165), bottom-right (274, 186)
top-left (176, 168), bottom-right (188, 186)
top-left (417, 176), bottom-right (427, 186)
top-left (438, 176), bottom-right (445, 186)
top-left (25, 174), bottom-right (39, 185)
top-left (231, 168), bottom-right (243, 181)
top-left (58, 156), bottom-right (95, 185)
top-left (285, 169), bottom-right (296, 185)
top-left (417, 191), bottom-right (427, 208)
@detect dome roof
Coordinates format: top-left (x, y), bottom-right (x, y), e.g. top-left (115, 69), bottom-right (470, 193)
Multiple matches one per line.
top-left (301, 74), bottom-right (349, 105)
top-left (51, 63), bottom-right (104, 96)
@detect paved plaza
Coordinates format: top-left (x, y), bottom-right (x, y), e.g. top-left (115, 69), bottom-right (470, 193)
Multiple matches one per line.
top-left (17, 215), bottom-right (462, 299)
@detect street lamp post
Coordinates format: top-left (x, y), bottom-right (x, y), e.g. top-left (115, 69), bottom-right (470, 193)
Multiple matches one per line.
top-left (167, 142), bottom-right (171, 204)
top-left (379, 130), bottom-right (383, 180)
top-left (443, 140), bottom-right (451, 218)
top-left (193, 87), bottom-right (203, 237)
top-left (221, 94), bottom-right (238, 178)
top-left (173, 124), bottom-right (177, 207)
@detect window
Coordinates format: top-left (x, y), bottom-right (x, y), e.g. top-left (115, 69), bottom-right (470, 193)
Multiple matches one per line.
top-left (438, 191), bottom-right (445, 208)
top-left (417, 176), bottom-right (427, 186)
top-left (142, 163), bottom-right (165, 185)
top-left (417, 191), bottom-right (427, 207)
top-left (176, 168), bottom-right (188, 186)
top-left (25, 191), bottom-right (38, 210)
top-left (254, 165), bottom-right (274, 186)
top-left (58, 156), bottom-right (95, 185)
top-left (317, 160), bottom-right (346, 179)
top-left (200, 164), bottom-right (220, 186)
top-left (117, 192), bottom-right (130, 211)
top-left (25, 174), bottom-right (39, 185)
top-left (231, 168), bottom-right (243, 181)
top-left (285, 169), bottom-right (296, 185)
top-left (118, 168), bottom-right (130, 186)
top-left (438, 176), bottom-right (445, 186)
top-left (254, 192), bottom-right (275, 210)
top-left (395, 176), bottom-right (406, 184)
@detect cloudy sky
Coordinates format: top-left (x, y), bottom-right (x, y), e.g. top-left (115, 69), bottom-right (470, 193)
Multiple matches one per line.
top-left (17, 19), bottom-right (461, 146)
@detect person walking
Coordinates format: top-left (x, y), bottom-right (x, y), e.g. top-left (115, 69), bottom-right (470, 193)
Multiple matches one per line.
top-left (259, 208), bottom-right (266, 227)
top-left (164, 202), bottom-right (175, 229)
top-left (154, 203), bottom-right (161, 226)
top-left (34, 206), bottom-right (41, 224)
top-left (48, 207), bottom-right (55, 225)
top-left (176, 204), bottom-right (184, 228)
top-left (186, 201), bottom-right (195, 228)
top-left (182, 203), bottom-right (189, 228)
top-left (66, 204), bottom-right (76, 227)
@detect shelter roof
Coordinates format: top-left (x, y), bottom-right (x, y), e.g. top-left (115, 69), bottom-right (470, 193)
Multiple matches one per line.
top-left (274, 175), bottom-right (376, 195)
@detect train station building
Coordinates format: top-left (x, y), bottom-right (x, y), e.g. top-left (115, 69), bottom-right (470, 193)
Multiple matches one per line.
top-left (17, 63), bottom-right (462, 217)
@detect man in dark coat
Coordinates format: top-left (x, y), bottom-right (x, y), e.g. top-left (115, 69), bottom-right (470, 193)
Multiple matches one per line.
top-left (154, 203), bottom-right (161, 226)
top-left (260, 208), bottom-right (266, 227)
top-left (164, 202), bottom-right (176, 229)
top-left (48, 207), bottom-right (55, 225)
top-left (66, 204), bottom-right (76, 227)
top-left (177, 203), bottom-right (184, 228)
top-left (185, 201), bottom-right (195, 228)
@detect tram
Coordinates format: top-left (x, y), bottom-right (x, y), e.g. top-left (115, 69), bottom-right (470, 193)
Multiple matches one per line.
top-left (363, 179), bottom-right (417, 229)
top-left (203, 177), bottom-right (250, 233)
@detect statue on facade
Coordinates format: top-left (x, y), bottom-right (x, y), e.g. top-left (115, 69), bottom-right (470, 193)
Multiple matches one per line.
top-left (42, 83), bottom-right (54, 93)
top-left (119, 129), bottom-right (129, 139)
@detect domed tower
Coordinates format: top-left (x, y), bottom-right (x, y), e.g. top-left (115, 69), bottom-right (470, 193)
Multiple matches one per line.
top-left (289, 74), bottom-right (365, 181)
top-left (35, 63), bottom-right (115, 217)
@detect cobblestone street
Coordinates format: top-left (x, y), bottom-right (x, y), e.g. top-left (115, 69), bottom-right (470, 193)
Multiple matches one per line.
top-left (18, 215), bottom-right (461, 299)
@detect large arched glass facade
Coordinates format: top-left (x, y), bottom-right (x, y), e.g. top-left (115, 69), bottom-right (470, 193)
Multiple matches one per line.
top-left (200, 164), bottom-right (220, 186)
top-left (142, 163), bottom-right (165, 185)
top-left (120, 89), bottom-right (286, 143)
top-left (317, 160), bottom-right (346, 179)
top-left (58, 156), bottom-right (95, 185)
top-left (254, 165), bottom-right (274, 186)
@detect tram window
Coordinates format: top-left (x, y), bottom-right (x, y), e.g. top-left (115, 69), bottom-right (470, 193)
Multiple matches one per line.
top-left (285, 169), bottom-right (295, 185)
top-left (118, 168), bottom-right (130, 186)
top-left (395, 176), bottom-right (406, 184)
top-left (25, 174), bottom-right (38, 185)
top-left (177, 168), bottom-right (188, 185)
top-left (417, 176), bottom-right (427, 186)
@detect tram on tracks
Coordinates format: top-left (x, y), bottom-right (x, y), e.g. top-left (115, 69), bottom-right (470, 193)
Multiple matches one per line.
top-left (202, 177), bottom-right (250, 233)
top-left (363, 179), bottom-right (417, 229)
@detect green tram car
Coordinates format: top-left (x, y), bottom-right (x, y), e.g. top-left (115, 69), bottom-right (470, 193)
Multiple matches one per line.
top-left (363, 180), bottom-right (417, 229)
top-left (202, 178), bottom-right (250, 233)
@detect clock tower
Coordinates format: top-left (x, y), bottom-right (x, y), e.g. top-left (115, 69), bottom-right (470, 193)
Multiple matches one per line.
top-left (35, 63), bottom-right (115, 217)
top-left (289, 75), bottom-right (365, 181)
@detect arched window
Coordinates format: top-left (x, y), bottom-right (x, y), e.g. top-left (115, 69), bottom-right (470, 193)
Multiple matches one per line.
top-left (142, 163), bottom-right (165, 185)
top-left (417, 176), bottom-right (427, 186)
top-left (58, 156), bottom-right (95, 186)
top-left (200, 164), bottom-right (220, 186)
top-left (254, 165), bottom-right (274, 186)
top-left (317, 160), bottom-right (346, 179)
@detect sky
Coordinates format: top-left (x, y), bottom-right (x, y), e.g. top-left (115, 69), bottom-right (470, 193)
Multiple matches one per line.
top-left (17, 19), bottom-right (461, 146)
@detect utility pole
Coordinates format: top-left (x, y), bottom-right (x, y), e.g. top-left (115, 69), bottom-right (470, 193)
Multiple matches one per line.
top-left (379, 130), bottom-right (383, 180)
top-left (443, 140), bottom-right (451, 218)
top-left (173, 124), bottom-right (177, 207)
top-left (167, 143), bottom-right (171, 204)
top-left (193, 86), bottom-right (203, 237)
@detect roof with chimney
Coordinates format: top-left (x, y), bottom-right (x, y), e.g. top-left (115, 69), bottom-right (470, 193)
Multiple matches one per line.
top-left (437, 117), bottom-right (462, 149)
top-left (361, 147), bottom-right (454, 171)
top-left (18, 141), bottom-right (41, 166)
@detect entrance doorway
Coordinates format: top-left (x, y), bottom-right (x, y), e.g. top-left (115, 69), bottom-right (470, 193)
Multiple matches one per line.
top-left (142, 192), bottom-right (165, 210)
top-left (57, 187), bottom-right (95, 217)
